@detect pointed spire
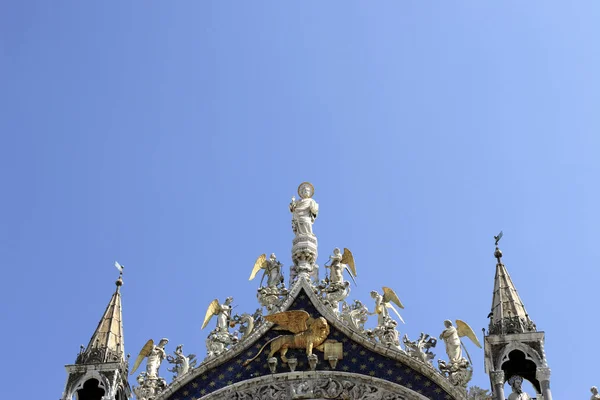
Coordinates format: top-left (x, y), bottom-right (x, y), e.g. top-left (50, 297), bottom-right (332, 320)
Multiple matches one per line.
top-left (488, 235), bottom-right (536, 335)
top-left (76, 266), bottom-right (126, 364)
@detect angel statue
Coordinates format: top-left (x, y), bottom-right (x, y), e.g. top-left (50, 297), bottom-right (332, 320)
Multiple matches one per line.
top-left (370, 287), bottom-right (405, 326)
top-left (289, 182), bottom-right (319, 236)
top-left (437, 320), bottom-right (481, 388)
top-left (201, 297), bottom-right (238, 359)
top-left (166, 344), bottom-right (197, 379)
top-left (202, 297), bottom-right (234, 332)
top-left (249, 253), bottom-right (284, 289)
top-left (250, 254), bottom-right (289, 313)
top-left (131, 338), bottom-right (169, 400)
top-left (318, 248), bottom-right (357, 309)
top-left (131, 338), bottom-right (169, 379)
top-left (508, 375), bottom-right (531, 400)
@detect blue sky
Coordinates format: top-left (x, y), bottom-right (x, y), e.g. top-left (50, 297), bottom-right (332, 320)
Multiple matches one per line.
top-left (1, 1), bottom-right (599, 398)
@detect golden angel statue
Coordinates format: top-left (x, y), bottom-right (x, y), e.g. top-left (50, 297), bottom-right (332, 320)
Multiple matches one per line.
top-left (439, 319), bottom-right (481, 364)
top-left (370, 287), bottom-right (405, 325)
top-left (243, 310), bottom-right (331, 365)
top-left (249, 253), bottom-right (284, 289)
top-left (131, 338), bottom-right (169, 379)
top-left (202, 297), bottom-right (234, 332)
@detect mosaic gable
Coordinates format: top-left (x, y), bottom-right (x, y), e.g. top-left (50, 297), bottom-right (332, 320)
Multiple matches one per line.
top-left (162, 287), bottom-right (459, 400)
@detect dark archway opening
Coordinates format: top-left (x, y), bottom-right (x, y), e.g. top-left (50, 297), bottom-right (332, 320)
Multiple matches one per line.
top-left (502, 350), bottom-right (540, 393)
top-left (76, 378), bottom-right (105, 400)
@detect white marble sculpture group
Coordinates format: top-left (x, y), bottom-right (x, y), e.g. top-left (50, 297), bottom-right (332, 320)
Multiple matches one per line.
top-left (129, 183), bottom-right (485, 400)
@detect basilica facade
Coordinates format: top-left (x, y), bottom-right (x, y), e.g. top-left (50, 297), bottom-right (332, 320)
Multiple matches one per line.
top-left (60, 183), bottom-right (554, 400)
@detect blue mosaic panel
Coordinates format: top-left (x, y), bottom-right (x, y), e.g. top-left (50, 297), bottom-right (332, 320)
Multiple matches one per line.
top-left (168, 289), bottom-right (453, 400)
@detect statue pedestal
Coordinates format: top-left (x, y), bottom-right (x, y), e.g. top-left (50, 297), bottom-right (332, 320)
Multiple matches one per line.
top-left (292, 234), bottom-right (318, 280)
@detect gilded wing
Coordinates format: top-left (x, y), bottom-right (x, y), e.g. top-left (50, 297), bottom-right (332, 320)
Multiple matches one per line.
top-left (382, 286), bottom-right (404, 309)
top-left (249, 254), bottom-right (267, 281)
top-left (386, 303), bottom-right (405, 324)
top-left (130, 339), bottom-right (154, 375)
top-left (456, 319), bottom-right (482, 348)
top-left (201, 299), bottom-right (220, 330)
top-left (264, 310), bottom-right (310, 333)
top-left (341, 248), bottom-right (357, 277)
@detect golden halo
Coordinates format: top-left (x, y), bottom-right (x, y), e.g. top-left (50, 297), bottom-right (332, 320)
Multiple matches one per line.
top-left (297, 182), bottom-right (315, 199)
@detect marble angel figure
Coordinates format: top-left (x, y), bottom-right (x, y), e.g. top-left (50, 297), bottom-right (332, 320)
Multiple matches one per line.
top-left (131, 338), bottom-right (169, 379)
top-left (201, 297), bottom-right (234, 332)
top-left (370, 287), bottom-right (405, 325)
top-left (438, 319), bottom-right (481, 365)
top-left (249, 253), bottom-right (284, 289)
top-left (324, 248), bottom-right (357, 286)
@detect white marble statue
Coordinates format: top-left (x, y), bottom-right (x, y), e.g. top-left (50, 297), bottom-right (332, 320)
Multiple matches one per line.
top-left (202, 297), bottom-right (234, 332)
top-left (591, 386), bottom-right (600, 400)
top-left (508, 376), bottom-right (531, 400)
top-left (166, 344), bottom-right (196, 379)
top-left (369, 287), bottom-right (404, 326)
top-left (325, 248), bottom-right (357, 286)
top-left (130, 338), bottom-right (169, 379)
top-left (249, 253), bottom-right (284, 289)
top-left (289, 182), bottom-right (319, 236)
top-left (439, 320), bottom-right (462, 363)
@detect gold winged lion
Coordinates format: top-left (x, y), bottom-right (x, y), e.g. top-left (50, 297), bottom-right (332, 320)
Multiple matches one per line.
top-left (243, 310), bottom-right (331, 366)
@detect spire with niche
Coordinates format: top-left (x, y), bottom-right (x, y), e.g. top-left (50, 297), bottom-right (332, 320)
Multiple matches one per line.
top-left (488, 234), bottom-right (536, 335)
top-left (61, 262), bottom-right (131, 400)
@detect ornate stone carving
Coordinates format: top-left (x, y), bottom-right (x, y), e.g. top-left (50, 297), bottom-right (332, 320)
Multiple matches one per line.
top-left (340, 300), bottom-right (369, 332)
top-left (490, 370), bottom-right (505, 386)
top-left (438, 358), bottom-right (473, 388)
top-left (208, 376), bottom-right (415, 400)
top-left (488, 316), bottom-right (537, 335)
top-left (205, 329), bottom-right (239, 360)
top-left (132, 374), bottom-right (167, 400)
top-left (535, 367), bottom-right (551, 382)
top-left (402, 333), bottom-right (437, 366)
top-left (366, 318), bottom-right (403, 350)
top-left (230, 312), bottom-right (256, 340)
top-left (166, 344), bottom-right (196, 379)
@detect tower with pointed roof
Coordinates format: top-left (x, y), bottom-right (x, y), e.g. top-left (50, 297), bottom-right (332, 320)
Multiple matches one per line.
top-left (484, 242), bottom-right (552, 400)
top-left (61, 270), bottom-right (131, 400)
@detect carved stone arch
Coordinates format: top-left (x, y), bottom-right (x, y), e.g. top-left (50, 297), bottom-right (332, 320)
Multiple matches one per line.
top-left (496, 342), bottom-right (543, 394)
top-left (67, 370), bottom-right (111, 400)
top-left (495, 342), bottom-right (543, 371)
top-left (195, 371), bottom-right (430, 400)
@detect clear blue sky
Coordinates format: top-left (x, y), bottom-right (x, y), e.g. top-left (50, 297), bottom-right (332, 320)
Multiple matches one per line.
top-left (1, 1), bottom-right (599, 398)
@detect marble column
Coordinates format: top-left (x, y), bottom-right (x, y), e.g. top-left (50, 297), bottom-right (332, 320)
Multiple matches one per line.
top-left (536, 367), bottom-right (552, 400)
top-left (490, 370), bottom-right (505, 400)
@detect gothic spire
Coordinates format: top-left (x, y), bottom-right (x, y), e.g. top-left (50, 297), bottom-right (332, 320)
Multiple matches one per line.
top-left (488, 239), bottom-right (536, 335)
top-left (76, 268), bottom-right (126, 364)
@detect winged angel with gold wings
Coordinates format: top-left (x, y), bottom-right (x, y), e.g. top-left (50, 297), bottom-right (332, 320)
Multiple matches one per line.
top-left (249, 253), bottom-right (284, 289)
top-left (325, 248), bottom-right (357, 286)
top-left (201, 297), bottom-right (234, 332)
top-left (370, 286), bottom-right (405, 325)
top-left (131, 338), bottom-right (169, 379)
top-left (439, 319), bottom-right (482, 364)
top-left (243, 310), bottom-right (331, 365)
